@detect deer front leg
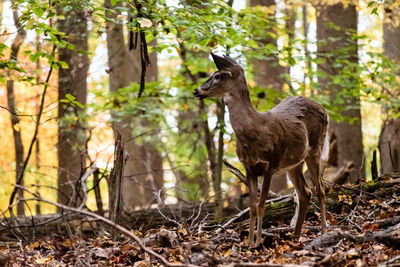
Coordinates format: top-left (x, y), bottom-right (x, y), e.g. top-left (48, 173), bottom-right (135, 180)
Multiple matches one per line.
top-left (287, 164), bottom-right (311, 239)
top-left (255, 171), bottom-right (272, 247)
top-left (247, 172), bottom-right (258, 246)
top-left (306, 154), bottom-right (327, 234)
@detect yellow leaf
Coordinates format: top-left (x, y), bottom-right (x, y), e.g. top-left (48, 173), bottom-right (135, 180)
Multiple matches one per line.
top-left (224, 249), bottom-right (232, 257)
top-left (176, 47), bottom-right (182, 57)
top-left (26, 18), bottom-right (35, 30)
top-left (248, 79), bottom-right (256, 87)
top-left (182, 103), bottom-right (188, 111)
top-left (31, 241), bottom-right (39, 249)
top-left (35, 255), bottom-right (53, 264)
top-left (65, 239), bottom-right (73, 247)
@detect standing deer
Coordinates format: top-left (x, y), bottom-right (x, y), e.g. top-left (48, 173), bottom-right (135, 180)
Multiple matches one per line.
top-left (193, 53), bottom-right (328, 247)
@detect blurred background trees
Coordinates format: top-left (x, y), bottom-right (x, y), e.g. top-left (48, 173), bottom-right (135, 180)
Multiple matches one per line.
top-left (1, 0), bottom-right (399, 217)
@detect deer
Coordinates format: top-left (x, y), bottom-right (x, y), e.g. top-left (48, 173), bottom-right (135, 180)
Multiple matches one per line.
top-left (193, 53), bottom-right (328, 247)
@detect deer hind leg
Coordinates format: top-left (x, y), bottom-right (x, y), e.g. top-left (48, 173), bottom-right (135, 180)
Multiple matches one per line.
top-left (247, 172), bottom-right (258, 246)
top-left (255, 172), bottom-right (272, 247)
top-left (306, 150), bottom-right (327, 234)
top-left (287, 163), bottom-right (311, 239)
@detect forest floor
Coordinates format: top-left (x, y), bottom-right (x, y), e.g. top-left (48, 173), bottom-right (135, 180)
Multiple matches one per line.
top-left (2, 179), bottom-right (400, 266)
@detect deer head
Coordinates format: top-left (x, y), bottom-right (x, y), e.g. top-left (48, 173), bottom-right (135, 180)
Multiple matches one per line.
top-left (193, 53), bottom-right (242, 100)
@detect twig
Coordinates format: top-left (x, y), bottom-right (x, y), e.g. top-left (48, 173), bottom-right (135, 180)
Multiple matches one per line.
top-left (78, 165), bottom-right (98, 210)
top-left (13, 185), bottom-right (194, 267)
top-left (223, 159), bottom-right (247, 185)
top-left (384, 254), bottom-right (400, 265)
top-left (190, 199), bottom-right (205, 229)
top-left (154, 190), bottom-right (181, 229)
top-left (347, 217), bottom-right (362, 232)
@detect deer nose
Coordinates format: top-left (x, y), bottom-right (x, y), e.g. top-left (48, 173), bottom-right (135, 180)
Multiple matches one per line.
top-left (193, 88), bottom-right (199, 97)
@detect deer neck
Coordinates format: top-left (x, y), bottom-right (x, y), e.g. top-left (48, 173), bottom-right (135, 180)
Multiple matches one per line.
top-left (223, 77), bottom-right (258, 134)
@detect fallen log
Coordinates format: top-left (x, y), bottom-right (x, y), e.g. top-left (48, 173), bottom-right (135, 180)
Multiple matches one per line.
top-left (305, 222), bottom-right (400, 250)
top-left (2, 178), bottom-right (400, 242)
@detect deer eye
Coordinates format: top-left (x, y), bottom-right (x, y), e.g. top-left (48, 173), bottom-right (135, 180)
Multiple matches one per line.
top-left (214, 74), bottom-right (221, 80)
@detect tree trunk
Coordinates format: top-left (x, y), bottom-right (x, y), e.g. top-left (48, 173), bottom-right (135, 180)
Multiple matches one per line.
top-left (104, 0), bottom-right (163, 210)
top-left (6, 5), bottom-right (27, 215)
top-left (249, 0), bottom-right (289, 193)
top-left (316, 3), bottom-right (364, 183)
top-left (57, 4), bottom-right (89, 208)
top-left (379, 6), bottom-right (400, 175)
top-left (35, 33), bottom-right (42, 215)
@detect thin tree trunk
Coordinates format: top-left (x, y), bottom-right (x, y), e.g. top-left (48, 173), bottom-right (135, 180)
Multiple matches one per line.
top-left (302, 5), bottom-right (313, 94)
top-left (35, 33), bottom-right (41, 215)
top-left (6, 4), bottom-right (27, 216)
top-left (215, 99), bottom-right (226, 217)
top-left (57, 4), bottom-right (89, 208)
top-left (104, 0), bottom-right (163, 210)
top-left (379, 6), bottom-right (400, 175)
top-left (316, 3), bottom-right (364, 183)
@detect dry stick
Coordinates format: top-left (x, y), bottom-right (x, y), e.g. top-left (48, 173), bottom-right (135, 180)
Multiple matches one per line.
top-left (78, 165), bottom-right (98, 210)
top-left (8, 45), bottom-right (56, 215)
top-left (93, 169), bottom-right (104, 216)
top-left (223, 159), bottom-right (247, 185)
top-left (384, 254), bottom-right (400, 265)
top-left (13, 185), bottom-right (194, 267)
top-left (153, 190), bottom-right (181, 229)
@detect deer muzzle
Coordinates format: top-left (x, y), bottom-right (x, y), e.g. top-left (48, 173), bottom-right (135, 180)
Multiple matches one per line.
top-left (193, 88), bottom-right (205, 100)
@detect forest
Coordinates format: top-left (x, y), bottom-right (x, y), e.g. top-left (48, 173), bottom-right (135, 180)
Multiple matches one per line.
top-left (1, 0), bottom-right (400, 265)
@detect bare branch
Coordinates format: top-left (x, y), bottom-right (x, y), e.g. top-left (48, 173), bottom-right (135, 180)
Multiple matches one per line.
top-left (13, 185), bottom-right (195, 267)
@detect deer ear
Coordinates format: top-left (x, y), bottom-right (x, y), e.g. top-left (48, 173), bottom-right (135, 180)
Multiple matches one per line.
top-left (211, 52), bottom-right (235, 70)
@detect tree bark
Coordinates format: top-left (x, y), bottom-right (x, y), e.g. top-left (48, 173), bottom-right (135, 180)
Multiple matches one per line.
top-left (379, 6), bottom-right (400, 175)
top-left (104, 0), bottom-right (163, 210)
top-left (6, 4), bottom-right (27, 215)
top-left (316, 3), bottom-right (364, 183)
top-left (57, 4), bottom-right (89, 208)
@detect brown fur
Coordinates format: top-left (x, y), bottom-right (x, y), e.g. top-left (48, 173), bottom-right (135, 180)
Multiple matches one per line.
top-left (194, 53), bottom-right (328, 246)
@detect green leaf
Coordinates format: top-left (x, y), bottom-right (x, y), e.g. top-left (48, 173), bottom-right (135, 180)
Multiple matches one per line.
top-left (65, 93), bottom-right (76, 101)
top-left (25, 18), bottom-right (35, 30)
top-left (63, 6), bottom-right (73, 13)
top-left (288, 57), bottom-right (296, 67)
top-left (33, 7), bottom-right (44, 18)
top-left (72, 100), bottom-right (85, 109)
top-left (110, 0), bottom-right (120, 6)
top-left (59, 61), bottom-right (69, 69)
top-left (29, 53), bottom-right (40, 62)
top-left (0, 76), bottom-right (6, 85)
